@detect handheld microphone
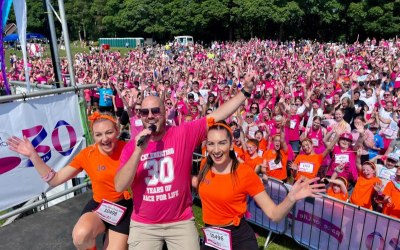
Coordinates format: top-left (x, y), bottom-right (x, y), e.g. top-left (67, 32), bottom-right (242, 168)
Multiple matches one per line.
top-left (137, 124), bottom-right (157, 146)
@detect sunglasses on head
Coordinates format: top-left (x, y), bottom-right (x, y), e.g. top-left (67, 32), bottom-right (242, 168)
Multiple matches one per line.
top-left (139, 107), bottom-right (161, 117)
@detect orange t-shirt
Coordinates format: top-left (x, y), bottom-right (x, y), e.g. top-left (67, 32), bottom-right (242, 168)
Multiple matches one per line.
top-left (199, 163), bottom-right (265, 226)
top-left (233, 145), bottom-right (245, 160)
top-left (262, 149), bottom-right (288, 180)
top-left (243, 152), bottom-right (263, 170)
top-left (258, 139), bottom-right (268, 152)
top-left (69, 140), bottom-right (127, 202)
top-left (326, 186), bottom-right (348, 201)
top-left (293, 154), bottom-right (323, 180)
top-left (350, 173), bottom-right (381, 209)
top-left (382, 181), bottom-right (400, 219)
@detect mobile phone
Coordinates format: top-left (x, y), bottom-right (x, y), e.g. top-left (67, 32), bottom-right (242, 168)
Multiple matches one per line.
top-left (233, 129), bottom-right (241, 139)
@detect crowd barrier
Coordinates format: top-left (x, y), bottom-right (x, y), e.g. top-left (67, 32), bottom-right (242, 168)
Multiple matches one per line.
top-left (246, 178), bottom-right (291, 248)
top-left (247, 177), bottom-right (400, 250)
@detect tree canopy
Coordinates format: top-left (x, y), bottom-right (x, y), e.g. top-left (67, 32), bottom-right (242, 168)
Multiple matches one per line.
top-left (10, 0), bottom-right (400, 43)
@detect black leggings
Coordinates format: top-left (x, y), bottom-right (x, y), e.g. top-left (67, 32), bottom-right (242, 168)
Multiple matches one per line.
top-left (201, 219), bottom-right (258, 250)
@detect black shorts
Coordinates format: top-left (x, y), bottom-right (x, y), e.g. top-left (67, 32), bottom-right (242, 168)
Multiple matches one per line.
top-left (91, 96), bottom-right (99, 106)
top-left (119, 110), bottom-right (130, 126)
top-left (81, 198), bottom-right (133, 235)
top-left (201, 219), bottom-right (258, 250)
top-left (98, 106), bottom-right (114, 114)
top-left (116, 107), bottom-right (124, 118)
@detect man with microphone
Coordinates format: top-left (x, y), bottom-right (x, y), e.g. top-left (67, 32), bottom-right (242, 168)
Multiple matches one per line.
top-left (115, 72), bottom-right (256, 250)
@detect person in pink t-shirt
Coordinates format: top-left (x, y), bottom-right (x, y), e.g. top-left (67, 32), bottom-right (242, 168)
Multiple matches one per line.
top-left (115, 72), bottom-right (257, 250)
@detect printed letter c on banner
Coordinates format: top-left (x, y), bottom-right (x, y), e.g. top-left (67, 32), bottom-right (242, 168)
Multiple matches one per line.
top-left (51, 120), bottom-right (77, 156)
top-left (22, 125), bottom-right (51, 167)
top-left (0, 132), bottom-right (21, 174)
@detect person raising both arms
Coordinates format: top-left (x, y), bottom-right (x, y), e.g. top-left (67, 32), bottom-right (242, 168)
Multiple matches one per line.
top-left (195, 123), bottom-right (325, 250)
top-left (8, 112), bottom-right (132, 250)
top-left (114, 72), bottom-right (258, 250)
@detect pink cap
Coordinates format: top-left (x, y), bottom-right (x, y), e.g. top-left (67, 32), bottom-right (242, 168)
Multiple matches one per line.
top-left (340, 132), bottom-right (353, 141)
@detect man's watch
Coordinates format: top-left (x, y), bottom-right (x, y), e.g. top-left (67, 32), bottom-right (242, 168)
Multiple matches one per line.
top-left (241, 88), bottom-right (251, 98)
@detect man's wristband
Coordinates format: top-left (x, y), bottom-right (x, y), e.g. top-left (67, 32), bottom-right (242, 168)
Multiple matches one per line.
top-left (241, 88), bottom-right (251, 98)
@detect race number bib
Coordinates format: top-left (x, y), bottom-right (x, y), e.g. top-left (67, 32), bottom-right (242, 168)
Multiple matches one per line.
top-left (311, 138), bottom-right (319, 147)
top-left (258, 150), bottom-right (263, 157)
top-left (94, 199), bottom-right (127, 226)
top-left (269, 159), bottom-right (282, 170)
top-left (299, 162), bottom-right (314, 173)
top-left (134, 119), bottom-right (143, 127)
top-left (202, 227), bottom-right (232, 250)
top-left (290, 120), bottom-right (296, 129)
top-left (335, 154), bottom-right (349, 164)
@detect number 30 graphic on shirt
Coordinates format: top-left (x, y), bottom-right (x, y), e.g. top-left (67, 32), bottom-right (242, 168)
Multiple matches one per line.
top-left (144, 157), bottom-right (174, 186)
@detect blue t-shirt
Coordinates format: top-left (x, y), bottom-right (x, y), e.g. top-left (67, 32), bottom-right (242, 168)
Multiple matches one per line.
top-left (369, 134), bottom-right (384, 159)
top-left (98, 88), bottom-right (113, 107)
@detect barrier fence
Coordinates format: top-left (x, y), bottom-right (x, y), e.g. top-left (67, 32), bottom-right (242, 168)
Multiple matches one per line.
top-left (246, 178), bottom-right (291, 248)
top-left (247, 176), bottom-right (400, 250)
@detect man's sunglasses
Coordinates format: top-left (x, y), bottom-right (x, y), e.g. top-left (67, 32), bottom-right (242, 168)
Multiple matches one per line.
top-left (139, 107), bottom-right (162, 117)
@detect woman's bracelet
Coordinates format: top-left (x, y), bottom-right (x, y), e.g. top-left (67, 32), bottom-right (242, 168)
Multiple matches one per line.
top-left (42, 169), bottom-right (56, 182)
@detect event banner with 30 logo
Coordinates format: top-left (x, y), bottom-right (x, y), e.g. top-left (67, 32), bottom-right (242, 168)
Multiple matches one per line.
top-left (0, 93), bottom-right (85, 210)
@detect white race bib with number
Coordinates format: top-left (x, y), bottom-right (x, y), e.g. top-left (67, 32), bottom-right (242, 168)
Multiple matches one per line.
top-left (335, 154), bottom-right (349, 164)
top-left (94, 199), bottom-right (127, 226)
top-left (311, 138), bottom-right (319, 147)
top-left (269, 159), bottom-right (282, 170)
top-left (290, 120), bottom-right (296, 129)
top-left (135, 119), bottom-right (143, 127)
top-left (299, 162), bottom-right (314, 173)
top-left (202, 227), bottom-right (232, 250)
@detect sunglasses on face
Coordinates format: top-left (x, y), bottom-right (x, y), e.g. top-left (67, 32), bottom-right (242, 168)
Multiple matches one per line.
top-left (246, 115), bottom-right (254, 118)
top-left (251, 107), bottom-right (258, 109)
top-left (139, 107), bottom-right (162, 117)
top-left (166, 102), bottom-right (173, 105)
top-left (384, 94), bottom-right (390, 96)
top-left (387, 159), bottom-right (397, 164)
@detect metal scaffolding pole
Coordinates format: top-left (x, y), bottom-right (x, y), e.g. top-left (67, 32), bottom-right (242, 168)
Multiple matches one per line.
top-left (44, 0), bottom-right (63, 88)
top-left (57, 0), bottom-right (75, 86)
top-left (0, 84), bottom-right (96, 103)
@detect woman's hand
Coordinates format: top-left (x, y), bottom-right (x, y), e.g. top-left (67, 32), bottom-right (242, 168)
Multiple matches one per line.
top-left (288, 177), bottom-right (326, 202)
top-left (7, 136), bottom-right (36, 158)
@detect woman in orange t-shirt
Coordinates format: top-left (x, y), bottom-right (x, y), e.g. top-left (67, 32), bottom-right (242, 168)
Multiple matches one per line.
top-left (382, 167), bottom-right (400, 219)
top-left (259, 129), bottom-right (288, 181)
top-left (349, 154), bottom-right (381, 210)
top-left (242, 139), bottom-right (264, 170)
top-left (196, 123), bottom-right (325, 250)
top-left (291, 136), bottom-right (335, 181)
top-left (8, 112), bottom-right (132, 250)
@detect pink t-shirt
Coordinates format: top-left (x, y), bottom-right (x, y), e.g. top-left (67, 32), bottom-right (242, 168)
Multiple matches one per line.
top-left (119, 117), bottom-right (207, 224)
top-left (326, 146), bottom-right (358, 183)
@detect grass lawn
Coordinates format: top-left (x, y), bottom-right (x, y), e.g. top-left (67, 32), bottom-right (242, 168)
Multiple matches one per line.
top-left (192, 200), bottom-right (305, 250)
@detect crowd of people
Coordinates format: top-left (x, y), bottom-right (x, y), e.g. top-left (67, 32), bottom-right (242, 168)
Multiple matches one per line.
top-left (5, 37), bottom-right (400, 249)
